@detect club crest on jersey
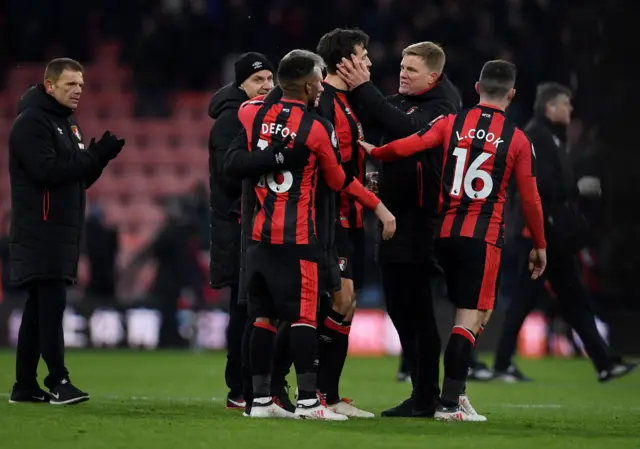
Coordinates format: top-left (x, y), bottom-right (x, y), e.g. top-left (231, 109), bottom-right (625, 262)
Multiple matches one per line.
top-left (70, 125), bottom-right (82, 141)
top-left (406, 106), bottom-right (419, 115)
top-left (338, 257), bottom-right (347, 272)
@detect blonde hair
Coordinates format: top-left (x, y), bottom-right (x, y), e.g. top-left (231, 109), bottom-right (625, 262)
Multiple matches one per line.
top-left (402, 42), bottom-right (446, 74)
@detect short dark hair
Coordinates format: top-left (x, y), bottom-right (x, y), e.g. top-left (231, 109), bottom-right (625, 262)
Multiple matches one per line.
top-left (44, 58), bottom-right (84, 83)
top-left (316, 28), bottom-right (369, 74)
top-left (533, 82), bottom-right (572, 116)
top-left (277, 50), bottom-right (325, 90)
top-left (478, 60), bottom-right (517, 98)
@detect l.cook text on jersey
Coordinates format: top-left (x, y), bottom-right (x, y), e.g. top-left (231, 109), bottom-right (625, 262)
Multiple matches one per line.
top-left (262, 123), bottom-right (298, 138)
top-left (456, 128), bottom-right (504, 148)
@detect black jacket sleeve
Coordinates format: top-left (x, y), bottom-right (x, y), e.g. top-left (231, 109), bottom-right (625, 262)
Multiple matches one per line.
top-left (349, 81), bottom-right (454, 139)
top-left (209, 109), bottom-right (243, 197)
top-left (9, 114), bottom-right (105, 189)
top-left (223, 129), bottom-right (281, 179)
top-left (526, 126), bottom-right (560, 208)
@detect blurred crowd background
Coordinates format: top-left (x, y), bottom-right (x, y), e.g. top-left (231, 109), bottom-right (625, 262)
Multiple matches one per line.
top-left (0, 0), bottom-right (636, 352)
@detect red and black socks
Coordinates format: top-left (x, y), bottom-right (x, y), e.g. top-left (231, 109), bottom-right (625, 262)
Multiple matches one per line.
top-left (317, 308), bottom-right (349, 404)
top-left (441, 325), bottom-right (476, 407)
top-left (250, 322), bottom-right (277, 400)
top-left (291, 321), bottom-right (319, 401)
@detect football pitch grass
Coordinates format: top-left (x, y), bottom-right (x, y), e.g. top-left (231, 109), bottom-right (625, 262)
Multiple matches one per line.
top-left (1, 350), bottom-right (639, 449)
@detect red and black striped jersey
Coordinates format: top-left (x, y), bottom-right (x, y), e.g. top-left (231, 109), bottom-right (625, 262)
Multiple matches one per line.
top-left (238, 96), bottom-right (380, 246)
top-left (370, 104), bottom-right (546, 249)
top-left (317, 83), bottom-right (366, 229)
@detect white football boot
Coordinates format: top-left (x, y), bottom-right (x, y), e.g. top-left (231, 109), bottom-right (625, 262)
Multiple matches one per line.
top-left (459, 395), bottom-right (487, 421)
top-left (434, 403), bottom-right (484, 422)
top-left (245, 398), bottom-right (299, 419)
top-left (295, 394), bottom-right (349, 421)
top-left (328, 399), bottom-right (375, 418)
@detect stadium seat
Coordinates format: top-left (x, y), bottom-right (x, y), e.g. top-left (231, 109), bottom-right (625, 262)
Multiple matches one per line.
top-left (0, 62), bottom-right (220, 254)
top-left (173, 92), bottom-right (211, 121)
top-left (0, 91), bottom-right (23, 120)
top-left (174, 116), bottom-right (211, 140)
top-left (83, 64), bottom-right (131, 94)
top-left (94, 42), bottom-right (122, 65)
top-left (79, 92), bottom-right (135, 120)
top-left (6, 65), bottom-right (41, 93)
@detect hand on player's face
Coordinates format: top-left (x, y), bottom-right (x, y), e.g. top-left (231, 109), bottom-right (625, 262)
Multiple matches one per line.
top-left (336, 55), bottom-right (370, 90)
top-left (358, 140), bottom-right (375, 155)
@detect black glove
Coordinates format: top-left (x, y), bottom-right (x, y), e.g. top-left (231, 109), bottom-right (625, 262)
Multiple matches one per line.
top-left (266, 135), bottom-right (309, 170)
top-left (89, 131), bottom-right (126, 164)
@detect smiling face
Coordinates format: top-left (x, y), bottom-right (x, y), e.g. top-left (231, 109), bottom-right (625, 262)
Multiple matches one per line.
top-left (45, 69), bottom-right (84, 110)
top-left (240, 69), bottom-right (274, 99)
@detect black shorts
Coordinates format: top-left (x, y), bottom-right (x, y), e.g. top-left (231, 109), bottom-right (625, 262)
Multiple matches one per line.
top-left (320, 247), bottom-right (341, 295)
top-left (245, 243), bottom-right (321, 325)
top-left (334, 226), bottom-right (365, 290)
top-left (434, 237), bottom-right (502, 311)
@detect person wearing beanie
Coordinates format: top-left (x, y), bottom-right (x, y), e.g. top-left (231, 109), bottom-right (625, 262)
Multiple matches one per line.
top-left (207, 52), bottom-right (274, 410)
top-left (233, 52), bottom-right (275, 95)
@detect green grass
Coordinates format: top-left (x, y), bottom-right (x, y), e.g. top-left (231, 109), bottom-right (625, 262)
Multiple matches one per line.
top-left (1, 350), bottom-right (639, 449)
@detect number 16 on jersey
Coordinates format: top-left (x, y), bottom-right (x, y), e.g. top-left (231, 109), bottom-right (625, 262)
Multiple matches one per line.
top-left (450, 147), bottom-right (493, 200)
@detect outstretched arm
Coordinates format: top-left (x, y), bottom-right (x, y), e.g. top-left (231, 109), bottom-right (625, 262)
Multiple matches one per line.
top-left (362, 114), bottom-right (449, 161)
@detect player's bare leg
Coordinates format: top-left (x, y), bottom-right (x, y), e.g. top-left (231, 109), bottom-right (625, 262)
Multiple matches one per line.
top-left (435, 309), bottom-right (488, 422)
top-left (247, 317), bottom-right (298, 419)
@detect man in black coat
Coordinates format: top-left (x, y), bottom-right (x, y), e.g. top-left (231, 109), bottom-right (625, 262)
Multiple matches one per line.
top-left (492, 83), bottom-right (637, 383)
top-left (338, 42), bottom-right (465, 417)
top-left (208, 52), bottom-right (275, 409)
top-left (8, 58), bottom-right (125, 405)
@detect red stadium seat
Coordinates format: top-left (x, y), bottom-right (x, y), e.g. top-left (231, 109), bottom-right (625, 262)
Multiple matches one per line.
top-left (6, 65), bottom-right (42, 93)
top-left (173, 92), bottom-right (211, 121)
top-left (0, 91), bottom-right (24, 120)
top-left (78, 92), bottom-right (134, 120)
